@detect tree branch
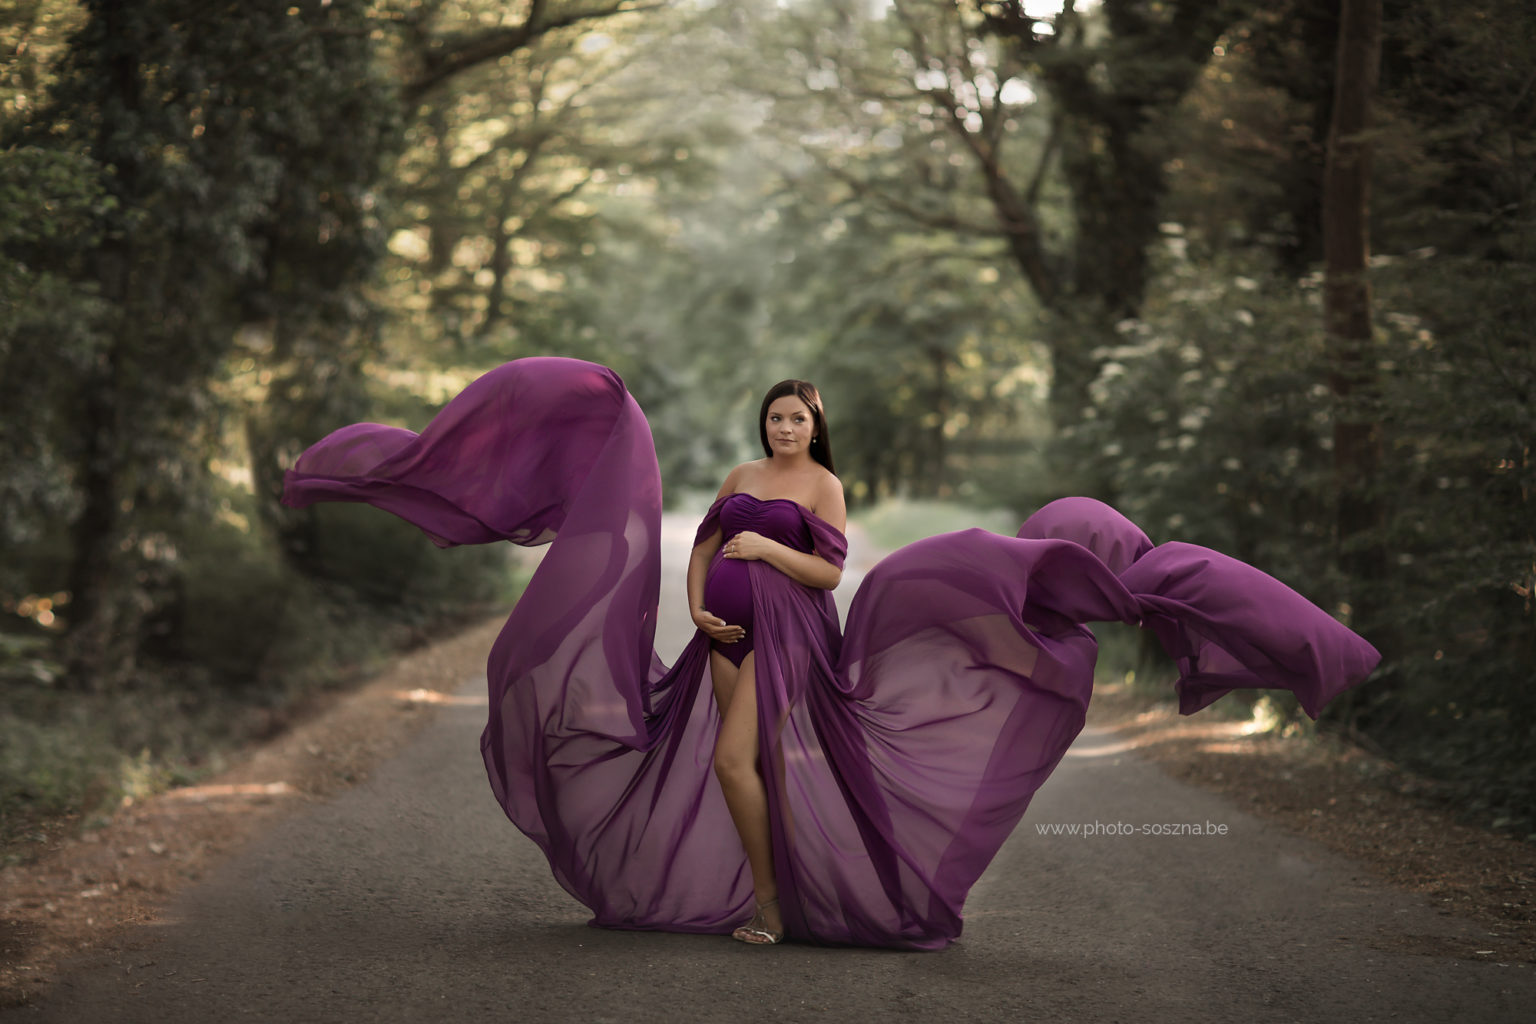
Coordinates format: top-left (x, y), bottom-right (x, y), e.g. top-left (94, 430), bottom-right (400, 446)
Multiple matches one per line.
top-left (1023, 112), bottom-right (1062, 207)
top-left (403, 0), bottom-right (665, 104)
top-left (893, 0), bottom-right (1062, 307)
top-left (816, 158), bottom-right (1005, 237)
top-left (520, 171), bottom-right (595, 227)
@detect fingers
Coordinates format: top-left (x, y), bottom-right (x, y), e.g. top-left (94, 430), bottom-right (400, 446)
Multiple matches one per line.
top-left (694, 610), bottom-right (745, 643)
top-left (704, 622), bottom-right (746, 643)
top-left (722, 533), bottom-right (760, 560)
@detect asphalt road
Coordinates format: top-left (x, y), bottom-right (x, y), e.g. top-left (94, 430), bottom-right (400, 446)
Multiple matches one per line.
top-left (11, 516), bottom-right (1534, 1023)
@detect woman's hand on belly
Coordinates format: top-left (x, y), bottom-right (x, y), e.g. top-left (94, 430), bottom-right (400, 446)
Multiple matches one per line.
top-left (692, 607), bottom-right (746, 644)
top-left (723, 529), bottom-right (841, 591)
top-left (722, 530), bottom-right (773, 561)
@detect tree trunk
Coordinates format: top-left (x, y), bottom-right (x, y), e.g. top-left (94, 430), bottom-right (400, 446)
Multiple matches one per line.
top-left (481, 182), bottom-right (517, 336)
top-left (1321, 0), bottom-right (1385, 666)
top-left (1287, 2), bottom-right (1341, 277)
top-left (928, 344), bottom-right (949, 496)
top-left (63, 0), bottom-right (143, 691)
top-left (63, 343), bottom-right (131, 692)
top-left (973, 0), bottom-right (1233, 436)
top-left (426, 105), bottom-right (459, 279)
top-left (1062, 116), bottom-right (1166, 324)
top-left (1044, 325), bottom-right (1102, 428)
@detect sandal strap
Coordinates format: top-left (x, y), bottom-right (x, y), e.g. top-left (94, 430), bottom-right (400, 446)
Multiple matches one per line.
top-left (732, 898), bottom-right (785, 944)
top-left (733, 924), bottom-right (783, 944)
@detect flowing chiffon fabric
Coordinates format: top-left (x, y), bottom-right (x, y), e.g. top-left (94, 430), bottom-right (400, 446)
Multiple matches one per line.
top-left (282, 356), bottom-right (1379, 949)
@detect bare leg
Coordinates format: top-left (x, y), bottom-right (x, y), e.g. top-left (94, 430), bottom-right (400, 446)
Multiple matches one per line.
top-left (711, 650), bottom-right (783, 939)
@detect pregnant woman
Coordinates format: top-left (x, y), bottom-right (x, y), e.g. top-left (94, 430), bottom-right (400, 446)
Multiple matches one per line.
top-left (688, 380), bottom-right (845, 944)
top-left (281, 357), bottom-right (1379, 949)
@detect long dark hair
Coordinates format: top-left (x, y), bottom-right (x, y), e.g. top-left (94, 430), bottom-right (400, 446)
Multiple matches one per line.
top-left (758, 379), bottom-right (835, 474)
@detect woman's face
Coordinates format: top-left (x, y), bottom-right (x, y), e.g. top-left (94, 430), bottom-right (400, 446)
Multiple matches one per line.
top-left (765, 395), bottom-right (815, 457)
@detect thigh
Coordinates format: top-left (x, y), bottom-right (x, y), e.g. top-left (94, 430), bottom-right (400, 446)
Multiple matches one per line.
top-left (714, 652), bottom-right (759, 765)
top-left (710, 649), bottom-right (739, 715)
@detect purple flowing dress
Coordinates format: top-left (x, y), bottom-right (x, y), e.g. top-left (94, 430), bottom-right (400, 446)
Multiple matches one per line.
top-left (282, 356), bottom-right (1379, 949)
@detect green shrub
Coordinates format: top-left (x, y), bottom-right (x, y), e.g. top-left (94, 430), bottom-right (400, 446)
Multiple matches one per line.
top-left (0, 469), bottom-right (521, 854)
top-left (0, 710), bottom-right (120, 828)
top-left (1052, 247), bottom-right (1535, 830)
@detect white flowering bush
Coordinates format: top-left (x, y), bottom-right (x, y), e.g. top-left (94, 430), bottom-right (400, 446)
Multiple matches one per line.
top-left (1058, 254), bottom-right (1337, 592)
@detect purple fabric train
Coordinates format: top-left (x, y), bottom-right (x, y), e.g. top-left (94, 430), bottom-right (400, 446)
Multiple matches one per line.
top-left (282, 356), bottom-right (1379, 949)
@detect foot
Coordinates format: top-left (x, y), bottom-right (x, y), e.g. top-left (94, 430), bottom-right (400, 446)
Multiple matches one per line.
top-left (730, 897), bottom-right (783, 945)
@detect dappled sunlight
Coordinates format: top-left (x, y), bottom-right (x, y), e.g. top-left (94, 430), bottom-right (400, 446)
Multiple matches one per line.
top-left (207, 457), bottom-right (254, 490)
top-left (367, 366), bottom-right (481, 405)
top-left (163, 781), bottom-right (297, 802)
top-left (1068, 715), bottom-right (1262, 759)
top-left (215, 501), bottom-right (253, 533)
top-left (396, 687), bottom-right (488, 708)
top-left (4, 591), bottom-right (69, 630)
top-left (1195, 738), bottom-right (1262, 755)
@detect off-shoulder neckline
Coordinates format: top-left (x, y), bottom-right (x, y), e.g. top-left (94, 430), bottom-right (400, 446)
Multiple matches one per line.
top-left (713, 491), bottom-right (846, 538)
top-left (727, 491), bottom-right (813, 514)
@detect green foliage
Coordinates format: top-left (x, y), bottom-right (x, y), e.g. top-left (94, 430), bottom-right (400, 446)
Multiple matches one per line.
top-left (302, 503), bottom-right (512, 614)
top-left (1057, 245), bottom-right (1534, 822)
top-left (1343, 0), bottom-right (1534, 823)
top-left (170, 487), bottom-right (511, 696)
top-left (1050, 251), bottom-right (1341, 727)
top-left (1, 480), bottom-right (517, 852)
top-left (0, 0), bottom-right (83, 122)
top-left (380, 0), bottom-right (701, 356)
top-left (0, 144), bottom-right (110, 564)
top-left (1048, 0), bottom-right (1536, 825)
top-left (1058, 249), bottom-right (1338, 582)
top-left (0, 0), bottom-right (406, 688)
top-left (0, 704), bottom-right (121, 841)
top-left (0, 0), bottom-right (503, 840)
top-left (1360, 257), bottom-right (1536, 822)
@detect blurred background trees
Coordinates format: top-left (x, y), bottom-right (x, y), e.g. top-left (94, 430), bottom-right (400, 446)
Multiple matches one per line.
top-left (2, 0), bottom-right (1531, 840)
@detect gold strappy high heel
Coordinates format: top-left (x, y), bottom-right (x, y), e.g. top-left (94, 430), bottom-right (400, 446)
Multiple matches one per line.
top-left (731, 897), bottom-right (783, 945)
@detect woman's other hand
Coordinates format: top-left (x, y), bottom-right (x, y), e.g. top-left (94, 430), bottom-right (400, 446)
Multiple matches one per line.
top-left (692, 608), bottom-right (746, 644)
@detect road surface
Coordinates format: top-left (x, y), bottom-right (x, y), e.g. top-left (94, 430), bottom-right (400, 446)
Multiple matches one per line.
top-left (11, 515), bottom-right (1532, 1023)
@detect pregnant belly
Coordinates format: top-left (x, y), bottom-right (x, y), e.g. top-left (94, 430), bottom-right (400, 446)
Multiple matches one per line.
top-left (703, 558), bottom-right (753, 632)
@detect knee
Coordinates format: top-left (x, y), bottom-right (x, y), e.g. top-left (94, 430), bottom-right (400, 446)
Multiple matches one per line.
top-left (714, 743), bottom-right (757, 787)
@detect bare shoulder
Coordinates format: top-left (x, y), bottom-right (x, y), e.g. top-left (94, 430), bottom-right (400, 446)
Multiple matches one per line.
top-left (813, 469), bottom-right (847, 530)
top-left (715, 460), bottom-right (769, 499)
